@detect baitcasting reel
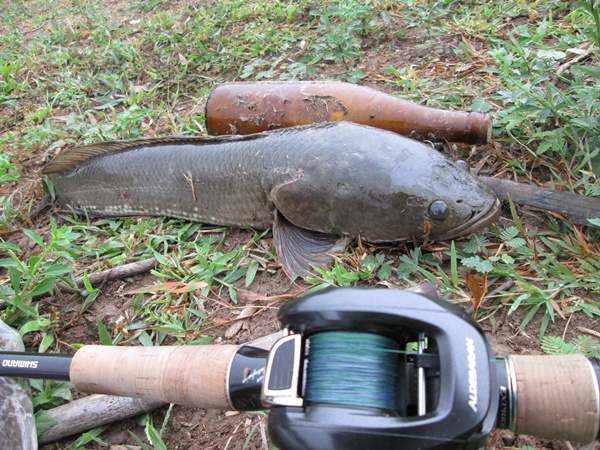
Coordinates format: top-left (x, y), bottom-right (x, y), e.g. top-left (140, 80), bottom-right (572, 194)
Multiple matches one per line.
top-left (262, 288), bottom-right (600, 450)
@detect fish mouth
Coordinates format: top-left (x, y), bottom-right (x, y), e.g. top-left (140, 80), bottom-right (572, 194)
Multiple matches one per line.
top-left (438, 198), bottom-right (501, 240)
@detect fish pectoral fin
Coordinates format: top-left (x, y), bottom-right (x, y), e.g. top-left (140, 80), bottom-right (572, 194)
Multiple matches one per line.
top-left (273, 209), bottom-right (349, 278)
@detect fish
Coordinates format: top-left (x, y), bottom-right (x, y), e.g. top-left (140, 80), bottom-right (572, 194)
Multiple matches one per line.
top-left (42, 122), bottom-right (500, 276)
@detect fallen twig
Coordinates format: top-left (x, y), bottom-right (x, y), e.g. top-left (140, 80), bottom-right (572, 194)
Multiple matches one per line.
top-left (577, 326), bottom-right (600, 340)
top-left (37, 396), bottom-right (165, 445)
top-left (556, 44), bottom-right (593, 76)
top-left (12, 258), bottom-right (161, 307)
top-left (75, 258), bottom-right (158, 289)
top-left (225, 305), bottom-right (261, 338)
top-left (480, 176), bottom-right (600, 227)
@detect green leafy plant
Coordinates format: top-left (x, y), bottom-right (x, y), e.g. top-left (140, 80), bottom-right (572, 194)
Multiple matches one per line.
top-left (308, 0), bottom-right (384, 68)
top-left (0, 154), bottom-right (18, 184)
top-left (541, 335), bottom-right (600, 358)
top-left (128, 405), bottom-right (174, 450)
top-left (305, 260), bottom-right (373, 288)
top-left (68, 427), bottom-right (110, 449)
top-left (32, 379), bottom-right (73, 434)
top-left (487, 17), bottom-right (600, 175)
top-left (0, 61), bottom-right (25, 95)
top-left (579, 0), bottom-right (600, 47)
top-left (0, 154), bottom-right (20, 229)
top-left (0, 219), bottom-right (79, 349)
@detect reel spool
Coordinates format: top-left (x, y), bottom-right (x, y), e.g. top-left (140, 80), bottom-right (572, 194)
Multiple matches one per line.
top-left (262, 288), bottom-right (502, 450)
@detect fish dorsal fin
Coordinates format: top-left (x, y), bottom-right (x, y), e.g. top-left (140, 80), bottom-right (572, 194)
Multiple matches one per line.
top-left (41, 133), bottom-right (267, 174)
top-left (273, 209), bottom-right (350, 277)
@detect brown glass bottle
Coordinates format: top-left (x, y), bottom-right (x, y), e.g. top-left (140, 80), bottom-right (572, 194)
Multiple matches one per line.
top-left (205, 81), bottom-right (492, 144)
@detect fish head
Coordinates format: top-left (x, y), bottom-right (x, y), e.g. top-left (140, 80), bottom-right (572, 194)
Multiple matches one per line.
top-left (412, 159), bottom-right (501, 240)
top-left (320, 146), bottom-right (500, 242)
top-left (272, 123), bottom-right (500, 244)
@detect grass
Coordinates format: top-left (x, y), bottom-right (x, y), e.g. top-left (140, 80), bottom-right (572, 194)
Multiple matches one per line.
top-left (1, 0), bottom-right (599, 448)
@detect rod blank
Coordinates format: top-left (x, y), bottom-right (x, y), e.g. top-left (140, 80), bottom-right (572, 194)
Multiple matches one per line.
top-left (0, 352), bottom-right (72, 380)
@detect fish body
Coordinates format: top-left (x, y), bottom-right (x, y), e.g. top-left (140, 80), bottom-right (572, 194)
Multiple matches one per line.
top-left (43, 122), bottom-right (499, 275)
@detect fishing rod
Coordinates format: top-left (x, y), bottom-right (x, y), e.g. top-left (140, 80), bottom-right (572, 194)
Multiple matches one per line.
top-left (2, 287), bottom-right (599, 450)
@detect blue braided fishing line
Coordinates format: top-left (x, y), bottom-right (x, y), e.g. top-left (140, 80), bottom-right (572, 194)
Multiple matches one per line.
top-left (305, 331), bottom-right (399, 411)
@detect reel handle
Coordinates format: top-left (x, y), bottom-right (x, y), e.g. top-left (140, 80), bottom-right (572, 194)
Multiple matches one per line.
top-left (70, 345), bottom-right (241, 409)
top-left (505, 354), bottom-right (600, 443)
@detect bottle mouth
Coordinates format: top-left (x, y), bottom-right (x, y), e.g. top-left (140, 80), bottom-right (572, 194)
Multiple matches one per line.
top-left (466, 111), bottom-right (493, 145)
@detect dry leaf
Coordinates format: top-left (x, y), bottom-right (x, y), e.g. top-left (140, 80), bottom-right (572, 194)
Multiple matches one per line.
top-left (466, 271), bottom-right (488, 317)
top-left (126, 280), bottom-right (208, 295)
top-left (172, 280), bottom-right (209, 294)
top-left (236, 288), bottom-right (298, 304)
top-left (548, 296), bottom-right (566, 320)
top-left (126, 280), bottom-right (186, 294)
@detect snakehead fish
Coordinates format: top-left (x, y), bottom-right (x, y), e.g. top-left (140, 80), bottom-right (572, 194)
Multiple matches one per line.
top-left (42, 122), bottom-right (500, 276)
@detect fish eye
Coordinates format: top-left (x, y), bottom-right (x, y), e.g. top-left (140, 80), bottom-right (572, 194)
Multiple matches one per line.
top-left (428, 200), bottom-right (449, 221)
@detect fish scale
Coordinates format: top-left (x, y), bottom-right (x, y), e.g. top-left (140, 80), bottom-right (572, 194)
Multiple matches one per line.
top-left (43, 122), bottom-right (500, 276)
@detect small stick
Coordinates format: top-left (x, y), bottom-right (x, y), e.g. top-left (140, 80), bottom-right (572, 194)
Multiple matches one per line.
top-left (37, 396), bottom-right (164, 445)
top-left (577, 326), bottom-right (600, 340)
top-left (75, 258), bottom-right (158, 289)
top-left (225, 305), bottom-right (259, 338)
top-left (556, 46), bottom-right (593, 76)
top-left (183, 171), bottom-right (197, 202)
top-left (480, 176), bottom-right (600, 227)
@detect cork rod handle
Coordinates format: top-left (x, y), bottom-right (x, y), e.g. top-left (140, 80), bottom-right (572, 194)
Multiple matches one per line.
top-left (508, 354), bottom-right (599, 443)
top-left (70, 345), bottom-right (241, 410)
